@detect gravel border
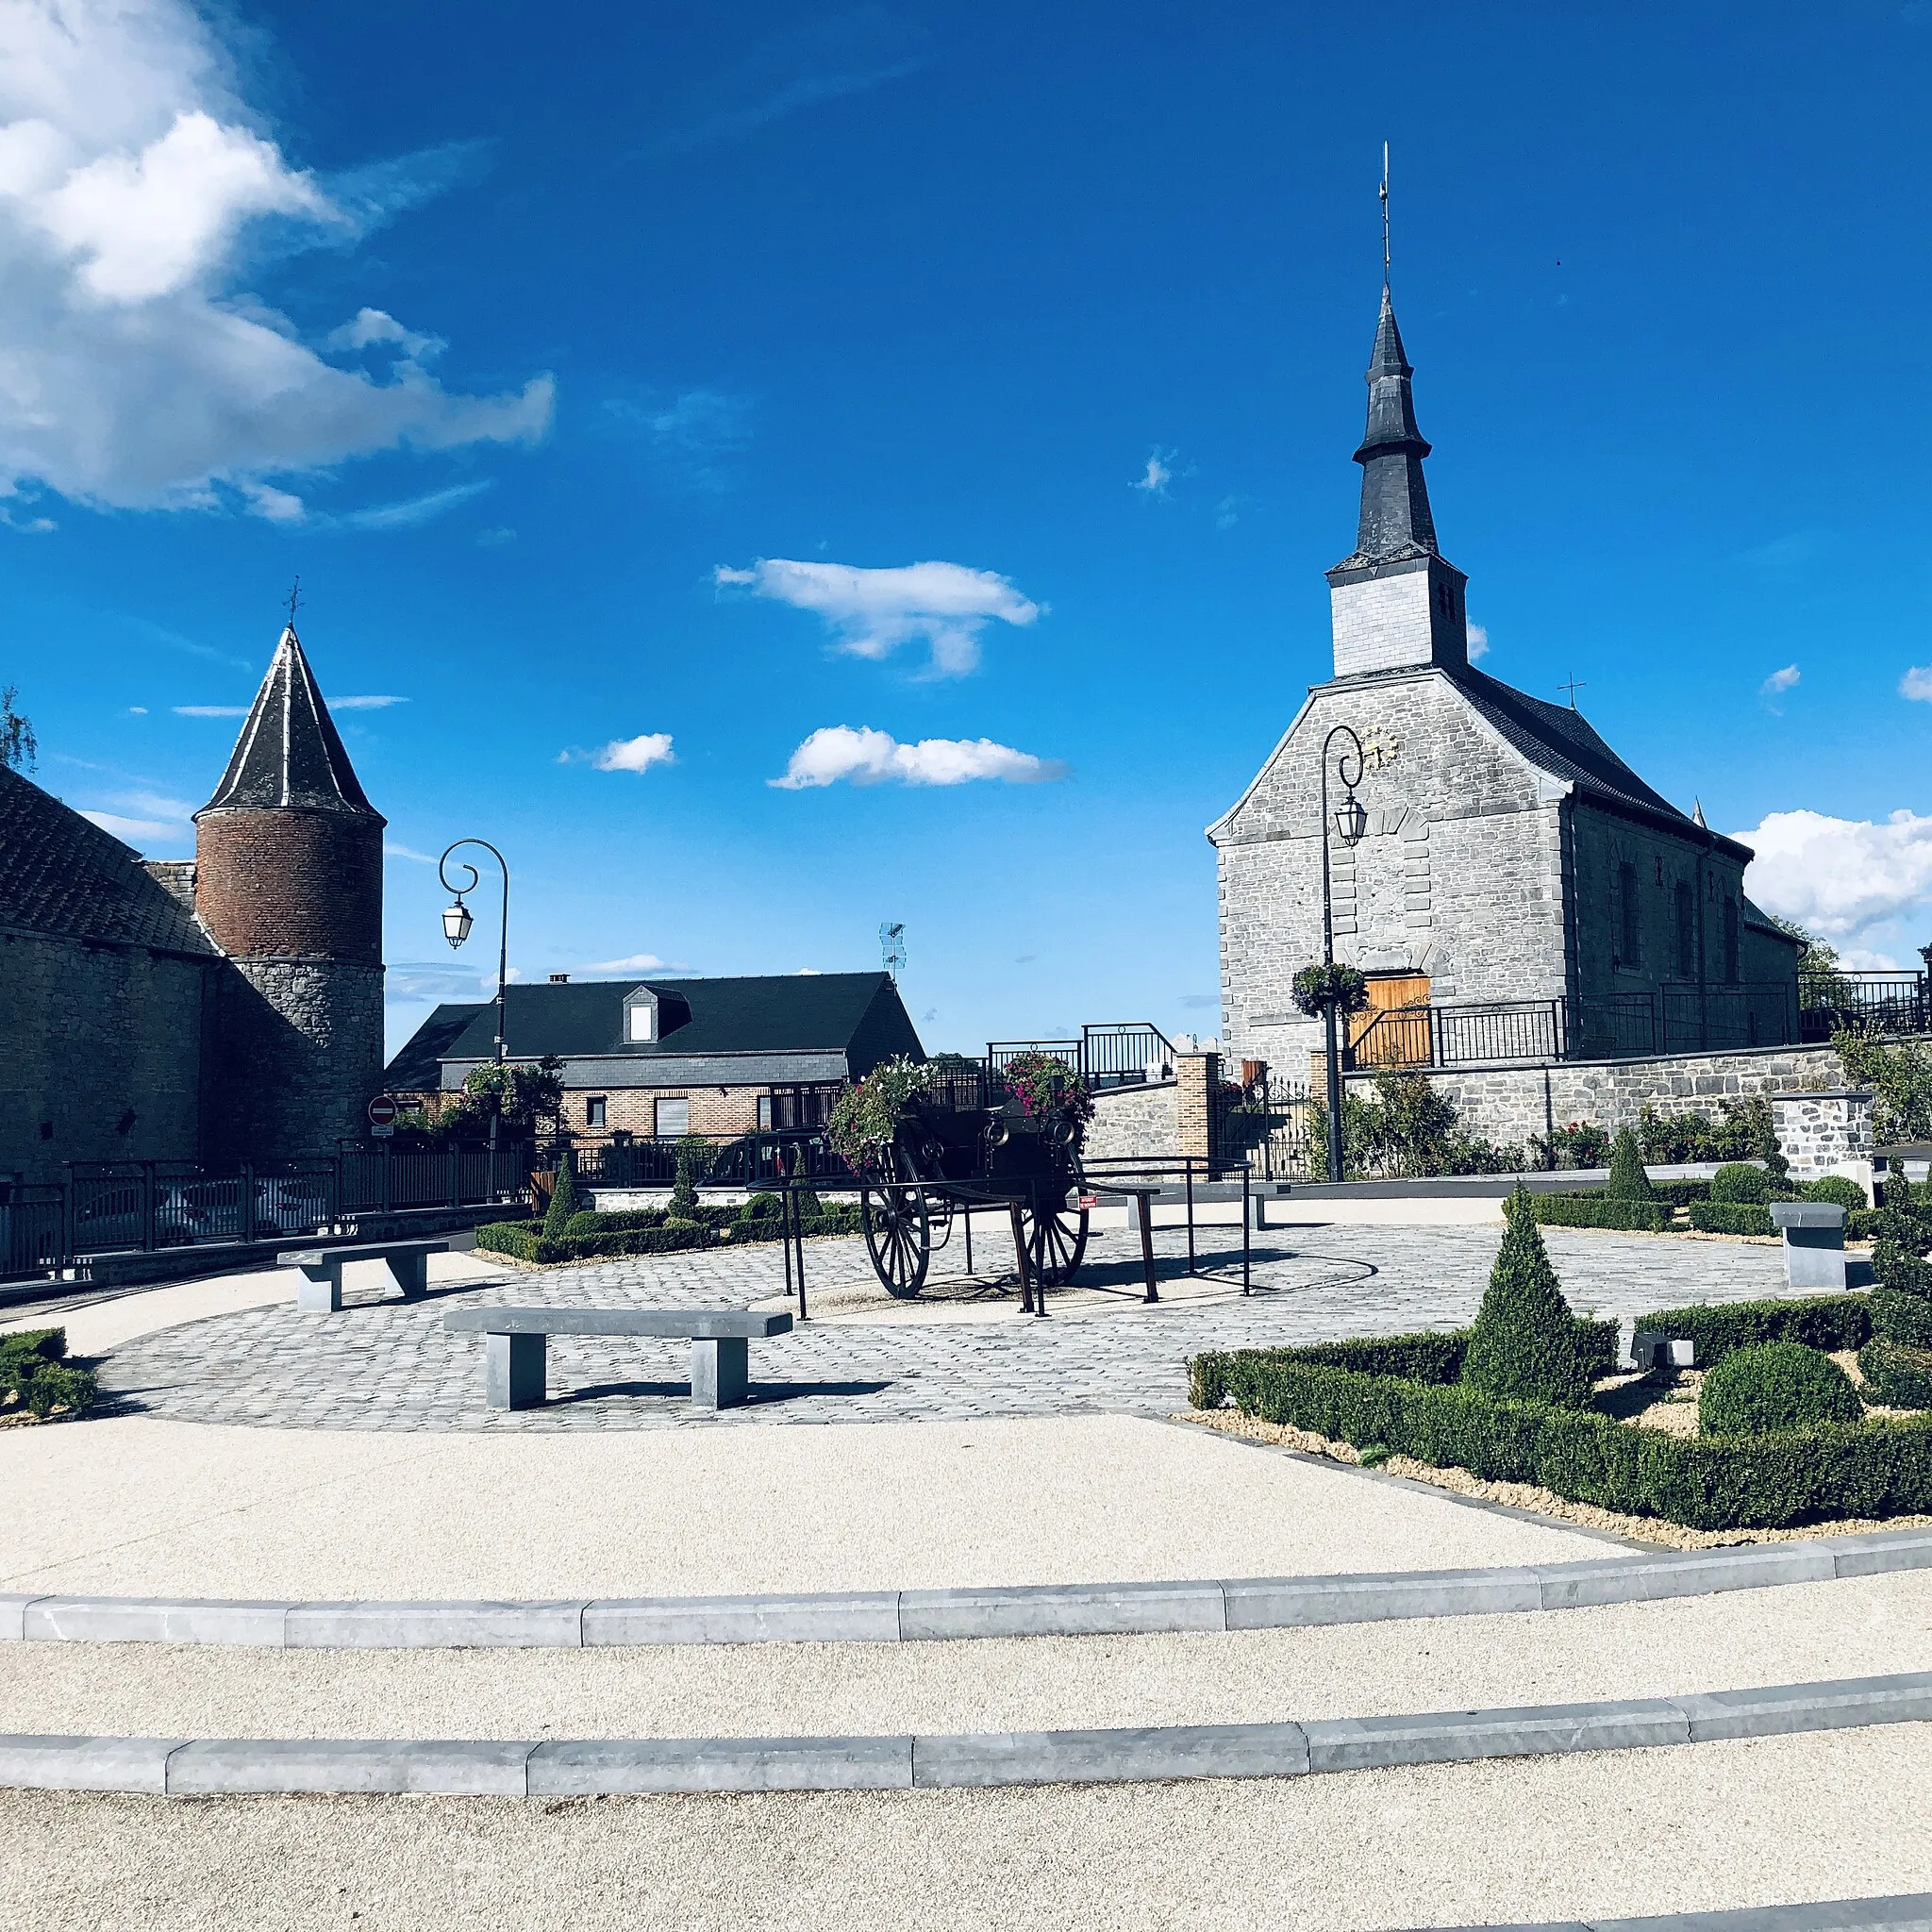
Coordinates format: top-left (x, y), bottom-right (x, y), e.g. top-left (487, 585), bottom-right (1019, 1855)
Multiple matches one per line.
top-left (1399, 1897), bottom-right (1932, 1930)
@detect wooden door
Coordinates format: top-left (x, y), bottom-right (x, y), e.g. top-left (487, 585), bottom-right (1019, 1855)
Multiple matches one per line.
top-left (1349, 973), bottom-right (1431, 1065)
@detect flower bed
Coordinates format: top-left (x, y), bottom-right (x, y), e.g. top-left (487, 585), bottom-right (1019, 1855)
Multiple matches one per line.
top-left (476, 1194), bottom-right (862, 1265)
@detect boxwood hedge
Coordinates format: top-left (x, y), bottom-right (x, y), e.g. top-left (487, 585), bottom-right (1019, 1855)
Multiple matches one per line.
top-left (1529, 1194), bottom-right (1674, 1232)
top-left (1689, 1201), bottom-right (1776, 1237)
top-left (0, 1327), bottom-right (93, 1420)
top-left (1187, 1336), bottom-right (1932, 1530)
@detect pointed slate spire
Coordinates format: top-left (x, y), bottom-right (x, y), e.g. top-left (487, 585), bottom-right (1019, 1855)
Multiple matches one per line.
top-left (197, 625), bottom-right (381, 818)
top-left (1692, 798), bottom-right (1708, 829)
top-left (1341, 283), bottom-right (1440, 566)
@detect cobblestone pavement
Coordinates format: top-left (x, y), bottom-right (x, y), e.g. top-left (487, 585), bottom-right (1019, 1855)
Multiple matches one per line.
top-left (97, 1224), bottom-right (1796, 1433)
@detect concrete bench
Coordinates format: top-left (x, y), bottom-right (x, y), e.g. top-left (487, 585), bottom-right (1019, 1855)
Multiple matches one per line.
top-left (1770, 1202), bottom-right (1848, 1291)
top-left (279, 1239), bottom-right (448, 1314)
top-left (441, 1307), bottom-right (793, 1412)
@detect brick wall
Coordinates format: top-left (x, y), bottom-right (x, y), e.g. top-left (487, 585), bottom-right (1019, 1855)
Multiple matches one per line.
top-left (194, 810), bottom-right (382, 962)
top-left (566, 1084), bottom-right (764, 1139)
top-left (0, 929), bottom-right (211, 1182)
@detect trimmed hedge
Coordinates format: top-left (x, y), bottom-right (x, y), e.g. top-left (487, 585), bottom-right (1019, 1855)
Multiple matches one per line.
top-left (1698, 1341), bottom-right (1863, 1437)
top-left (1652, 1180), bottom-right (1712, 1208)
top-left (1710, 1161), bottom-right (1772, 1205)
top-left (476, 1202), bottom-right (863, 1265)
top-left (1606, 1128), bottom-right (1655, 1202)
top-left (0, 1327), bottom-right (94, 1420)
top-left (1462, 1190), bottom-right (1597, 1407)
top-left (1530, 1194), bottom-right (1674, 1232)
top-left (1871, 1285), bottom-right (1932, 1350)
top-left (1689, 1201), bottom-right (1775, 1237)
top-left (1188, 1345), bottom-right (1932, 1530)
top-left (1858, 1336), bottom-right (1932, 1410)
top-left (1802, 1175), bottom-right (1870, 1213)
top-left (1630, 1293), bottom-right (1872, 1366)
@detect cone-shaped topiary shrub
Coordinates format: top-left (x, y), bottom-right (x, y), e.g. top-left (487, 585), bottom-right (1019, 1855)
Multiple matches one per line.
top-left (1698, 1340), bottom-right (1863, 1436)
top-left (1709, 1161), bottom-right (1770, 1205)
top-left (670, 1136), bottom-right (704, 1219)
top-left (541, 1155), bottom-right (580, 1241)
top-left (1605, 1128), bottom-right (1656, 1202)
top-left (1460, 1186), bottom-right (1595, 1408)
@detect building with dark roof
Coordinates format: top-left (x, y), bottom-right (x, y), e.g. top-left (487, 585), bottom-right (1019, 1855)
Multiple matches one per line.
top-left (1208, 282), bottom-right (1800, 1074)
top-left (1, 625), bottom-right (384, 1182)
top-left (384, 972), bottom-right (924, 1140)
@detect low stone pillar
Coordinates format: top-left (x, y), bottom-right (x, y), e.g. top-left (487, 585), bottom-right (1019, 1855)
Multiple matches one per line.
top-left (1769, 1202), bottom-right (1848, 1292)
top-left (1771, 1090), bottom-right (1876, 1204)
top-left (1175, 1051), bottom-right (1220, 1168)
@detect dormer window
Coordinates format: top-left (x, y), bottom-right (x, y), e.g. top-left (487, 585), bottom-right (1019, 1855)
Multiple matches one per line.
top-left (623, 986), bottom-right (658, 1043)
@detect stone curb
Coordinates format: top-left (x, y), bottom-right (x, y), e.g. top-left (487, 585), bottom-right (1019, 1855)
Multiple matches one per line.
top-left (2, 1527), bottom-right (1925, 1650)
top-left (1397, 1893), bottom-right (1932, 1929)
top-left (0, 1672), bottom-right (1925, 1796)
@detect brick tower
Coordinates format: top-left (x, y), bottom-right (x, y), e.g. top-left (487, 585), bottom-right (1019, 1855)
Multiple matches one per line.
top-left (193, 625), bottom-right (385, 1160)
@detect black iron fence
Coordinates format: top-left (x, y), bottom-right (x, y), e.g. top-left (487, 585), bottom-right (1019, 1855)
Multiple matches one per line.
top-left (569, 1130), bottom-right (854, 1191)
top-left (0, 1143), bottom-right (532, 1282)
top-left (1212, 1075), bottom-right (1315, 1180)
top-left (1799, 971), bottom-right (1929, 1042)
top-left (986, 1024), bottom-right (1176, 1091)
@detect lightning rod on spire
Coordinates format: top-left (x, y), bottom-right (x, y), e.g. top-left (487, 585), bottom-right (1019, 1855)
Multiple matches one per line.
top-left (285, 576), bottom-right (301, 632)
top-left (1380, 142), bottom-right (1390, 281)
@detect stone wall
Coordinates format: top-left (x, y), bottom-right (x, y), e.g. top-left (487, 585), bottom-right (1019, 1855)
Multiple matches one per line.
top-left (1772, 1091), bottom-right (1874, 1189)
top-left (1084, 1078), bottom-right (1179, 1162)
top-left (205, 958), bottom-right (385, 1161)
top-left (1365, 1041), bottom-right (1848, 1150)
top-left (0, 929), bottom-right (212, 1183)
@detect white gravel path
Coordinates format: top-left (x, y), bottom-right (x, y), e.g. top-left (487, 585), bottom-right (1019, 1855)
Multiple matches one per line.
top-left (0, 1412), bottom-right (1617, 1599)
top-left (0, 1569), bottom-right (1924, 1741)
top-left (0, 1728), bottom-right (1923, 1931)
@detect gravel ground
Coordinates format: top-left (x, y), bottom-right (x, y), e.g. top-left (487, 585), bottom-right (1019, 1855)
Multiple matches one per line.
top-left (0, 1728), bottom-right (1922, 1931)
top-left (0, 1569), bottom-right (1924, 1741)
top-left (0, 1411), bottom-right (1615, 1599)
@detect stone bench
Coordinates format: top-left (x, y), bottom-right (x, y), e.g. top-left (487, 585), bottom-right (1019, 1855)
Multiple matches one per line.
top-left (279, 1239), bottom-right (448, 1314)
top-left (441, 1307), bottom-right (793, 1412)
top-left (1770, 1202), bottom-right (1848, 1291)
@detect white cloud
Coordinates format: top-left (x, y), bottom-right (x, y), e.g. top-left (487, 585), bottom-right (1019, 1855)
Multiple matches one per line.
top-left (331, 694), bottom-right (408, 710)
top-left (1901, 665), bottom-right (1932, 703)
top-left (1736, 808), bottom-right (1932, 946)
top-left (0, 0), bottom-right (553, 515)
top-left (715, 558), bottom-right (1040, 677)
top-left (770, 725), bottom-right (1068, 790)
top-left (338, 480), bottom-right (492, 532)
top-left (590, 733), bottom-right (675, 774)
top-left (126, 704), bottom-right (146, 714)
top-left (327, 308), bottom-right (442, 360)
top-left (1132, 449), bottom-right (1173, 496)
top-left (1466, 621), bottom-right (1490, 661)
top-left (79, 808), bottom-right (181, 845)
top-left (583, 953), bottom-right (667, 973)
top-left (382, 841), bottom-right (433, 862)
top-left (1760, 664), bottom-right (1801, 701)
top-left (172, 703), bottom-right (246, 717)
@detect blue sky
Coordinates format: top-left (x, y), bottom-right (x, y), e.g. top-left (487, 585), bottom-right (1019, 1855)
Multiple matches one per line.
top-left (6, 0), bottom-right (1932, 1058)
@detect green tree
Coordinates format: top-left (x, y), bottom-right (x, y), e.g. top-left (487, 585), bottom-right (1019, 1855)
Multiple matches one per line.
top-left (1460, 1187), bottom-right (1594, 1408)
top-left (541, 1152), bottom-right (580, 1241)
top-left (0, 685), bottom-right (36, 774)
top-left (1605, 1127), bottom-right (1655, 1201)
top-left (670, 1134), bottom-right (706, 1219)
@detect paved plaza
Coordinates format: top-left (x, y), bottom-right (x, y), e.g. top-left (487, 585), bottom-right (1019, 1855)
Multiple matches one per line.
top-left (96, 1222), bottom-right (1795, 1433)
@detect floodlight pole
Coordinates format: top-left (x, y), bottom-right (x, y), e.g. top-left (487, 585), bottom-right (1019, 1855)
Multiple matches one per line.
top-left (1318, 725), bottom-right (1366, 1185)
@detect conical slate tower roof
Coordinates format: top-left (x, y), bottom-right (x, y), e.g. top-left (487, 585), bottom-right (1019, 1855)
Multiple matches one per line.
top-left (1332, 283), bottom-right (1444, 571)
top-left (197, 626), bottom-right (381, 819)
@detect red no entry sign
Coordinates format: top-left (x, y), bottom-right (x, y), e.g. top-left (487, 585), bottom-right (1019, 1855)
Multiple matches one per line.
top-left (367, 1094), bottom-right (400, 1128)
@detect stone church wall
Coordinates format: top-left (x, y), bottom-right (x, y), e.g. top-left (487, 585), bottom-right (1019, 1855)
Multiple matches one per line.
top-left (1214, 670), bottom-right (1567, 1071)
top-left (0, 929), bottom-right (211, 1183)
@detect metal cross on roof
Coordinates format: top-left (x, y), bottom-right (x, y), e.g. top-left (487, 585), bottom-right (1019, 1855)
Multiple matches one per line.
top-left (1558, 672), bottom-right (1587, 709)
top-left (285, 576), bottom-right (301, 630)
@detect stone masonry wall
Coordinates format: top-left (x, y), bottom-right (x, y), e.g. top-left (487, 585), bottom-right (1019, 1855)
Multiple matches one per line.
top-left (0, 929), bottom-right (211, 1183)
top-left (205, 958), bottom-right (384, 1161)
top-left (1372, 1041), bottom-right (1848, 1150)
top-left (1214, 669), bottom-right (1567, 1072)
top-left (1772, 1091), bottom-right (1874, 1185)
top-left (1084, 1078), bottom-right (1179, 1161)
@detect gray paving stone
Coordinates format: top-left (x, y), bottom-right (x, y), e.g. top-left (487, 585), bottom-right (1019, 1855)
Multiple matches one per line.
top-left (1303, 1697), bottom-right (1690, 1772)
top-left (526, 1735), bottom-right (913, 1793)
top-left (584, 1591), bottom-right (901, 1645)
top-left (0, 1595), bottom-right (42, 1641)
top-left (1673, 1673), bottom-right (1932, 1742)
top-left (166, 1738), bottom-right (534, 1794)
top-left (1534, 1545), bottom-right (1839, 1610)
top-left (0, 1734), bottom-right (182, 1793)
top-left (1824, 1528), bottom-right (1932, 1579)
top-left (284, 1601), bottom-right (587, 1648)
top-left (897, 1580), bottom-right (1227, 1641)
top-left (911, 1721), bottom-right (1311, 1787)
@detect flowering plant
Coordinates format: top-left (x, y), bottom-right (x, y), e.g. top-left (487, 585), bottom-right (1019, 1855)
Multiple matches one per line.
top-left (1291, 963), bottom-right (1370, 1018)
top-left (997, 1049), bottom-right (1094, 1132)
top-left (826, 1057), bottom-right (937, 1166)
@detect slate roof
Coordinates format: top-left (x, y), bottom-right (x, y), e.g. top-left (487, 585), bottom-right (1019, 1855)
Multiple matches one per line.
top-left (199, 626), bottom-right (381, 819)
top-left (385, 972), bottom-right (924, 1086)
top-left (1446, 663), bottom-right (1752, 858)
top-left (0, 767), bottom-right (217, 956)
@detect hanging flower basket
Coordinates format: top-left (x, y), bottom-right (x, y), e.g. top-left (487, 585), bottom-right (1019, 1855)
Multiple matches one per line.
top-left (1291, 963), bottom-right (1370, 1019)
top-left (826, 1057), bottom-right (939, 1169)
top-left (996, 1049), bottom-right (1095, 1138)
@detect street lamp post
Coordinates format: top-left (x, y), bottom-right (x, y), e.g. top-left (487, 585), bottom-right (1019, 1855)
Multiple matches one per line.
top-left (1318, 725), bottom-right (1368, 1184)
top-left (441, 840), bottom-right (510, 1167)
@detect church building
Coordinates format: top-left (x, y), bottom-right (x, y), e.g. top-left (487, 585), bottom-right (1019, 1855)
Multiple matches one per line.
top-left (1209, 284), bottom-right (1800, 1077)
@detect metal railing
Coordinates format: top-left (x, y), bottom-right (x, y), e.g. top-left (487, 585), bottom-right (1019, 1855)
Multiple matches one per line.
top-left (1212, 1076), bottom-right (1314, 1180)
top-left (569, 1130), bottom-right (853, 1191)
top-left (1, 1143), bottom-right (532, 1282)
top-left (986, 1024), bottom-right (1176, 1091)
top-left (1346, 1000), bottom-right (1563, 1070)
top-left (1799, 971), bottom-right (1929, 1041)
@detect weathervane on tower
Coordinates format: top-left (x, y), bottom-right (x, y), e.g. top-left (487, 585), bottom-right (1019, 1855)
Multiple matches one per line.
top-left (285, 576), bottom-right (301, 632)
top-left (1380, 141), bottom-right (1391, 281)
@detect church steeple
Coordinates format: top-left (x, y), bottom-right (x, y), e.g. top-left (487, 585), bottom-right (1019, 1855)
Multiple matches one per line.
top-left (1324, 283), bottom-right (1469, 680)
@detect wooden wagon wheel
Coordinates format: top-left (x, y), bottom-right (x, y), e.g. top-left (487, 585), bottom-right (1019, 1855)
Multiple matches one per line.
top-left (861, 1185), bottom-right (932, 1298)
top-left (1018, 1201), bottom-right (1089, 1289)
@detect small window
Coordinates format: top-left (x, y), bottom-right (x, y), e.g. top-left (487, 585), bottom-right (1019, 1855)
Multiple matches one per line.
top-left (757, 1094), bottom-right (773, 1131)
top-left (626, 1003), bottom-right (655, 1042)
top-left (1724, 899), bottom-right (1740, 984)
top-left (585, 1095), bottom-right (608, 1129)
top-left (1674, 881), bottom-right (1696, 978)
top-left (654, 1096), bottom-right (690, 1139)
top-left (1617, 862), bottom-right (1640, 966)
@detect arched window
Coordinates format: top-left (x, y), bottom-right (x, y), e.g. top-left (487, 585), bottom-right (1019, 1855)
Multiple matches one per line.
top-left (1674, 881), bottom-right (1696, 978)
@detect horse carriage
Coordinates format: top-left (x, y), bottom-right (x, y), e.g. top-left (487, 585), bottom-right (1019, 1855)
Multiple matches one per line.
top-left (841, 1057), bottom-right (1092, 1300)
